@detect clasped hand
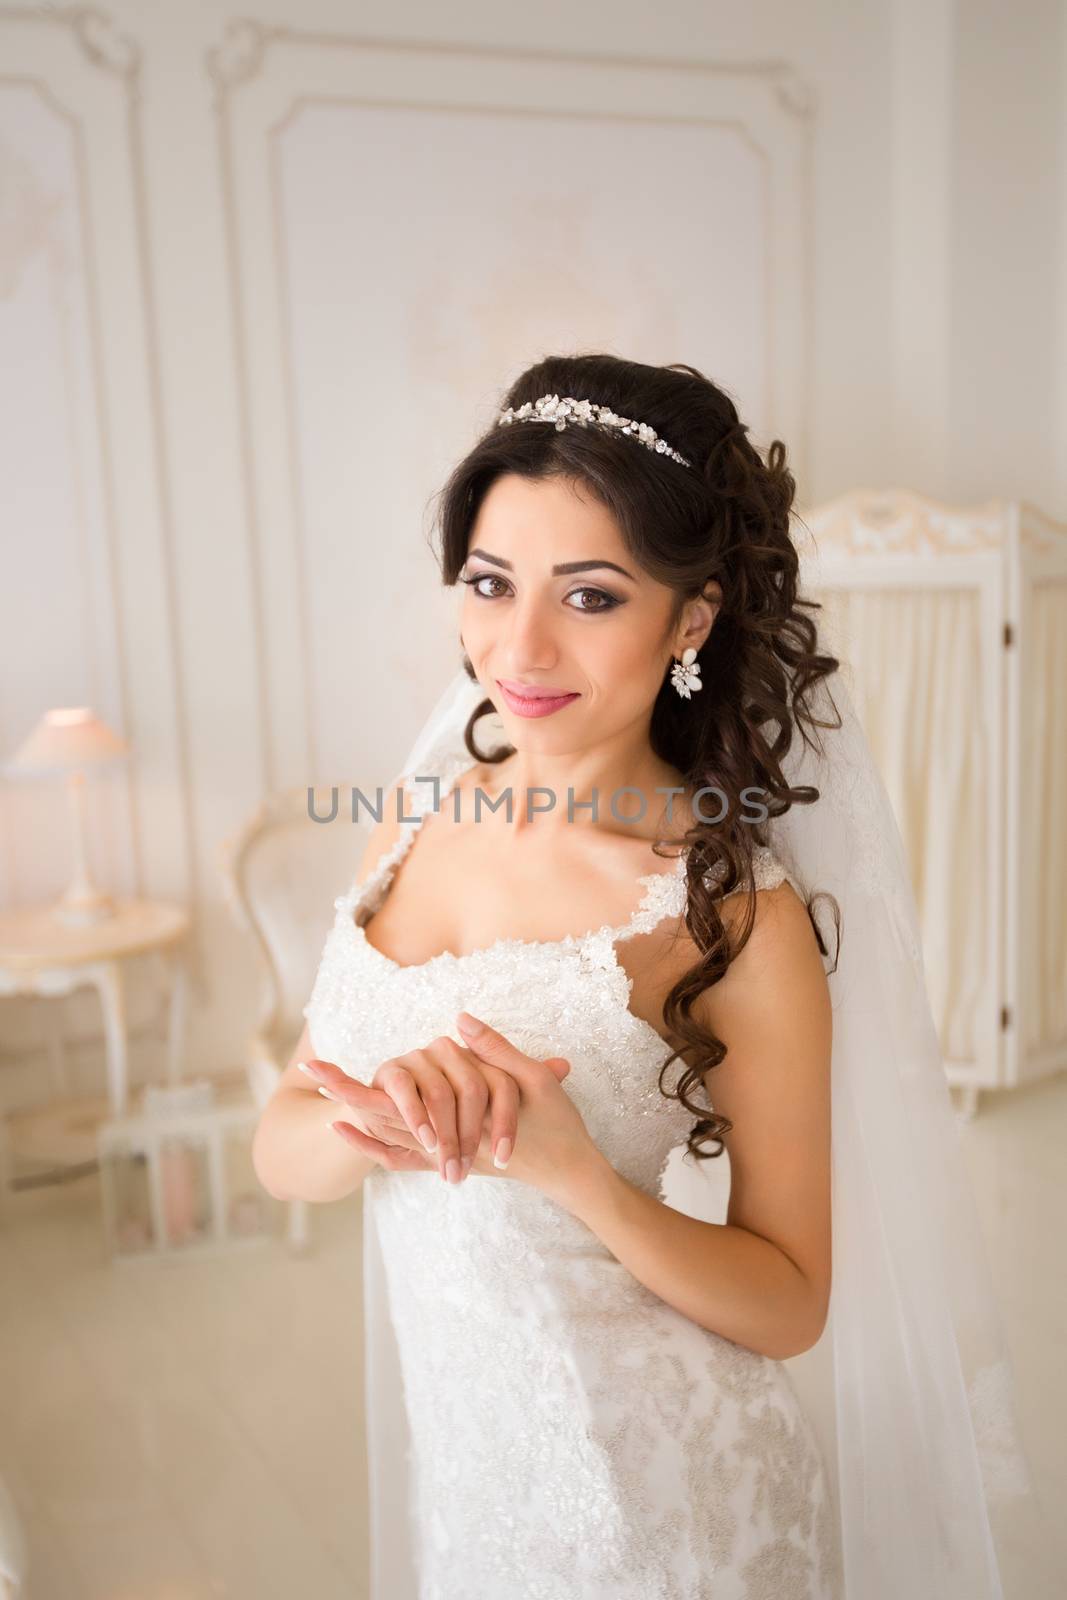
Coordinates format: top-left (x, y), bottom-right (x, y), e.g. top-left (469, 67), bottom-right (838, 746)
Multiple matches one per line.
top-left (299, 1012), bottom-right (599, 1205)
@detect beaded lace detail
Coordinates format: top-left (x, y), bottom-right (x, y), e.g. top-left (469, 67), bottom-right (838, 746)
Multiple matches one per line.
top-left (303, 750), bottom-right (841, 1598)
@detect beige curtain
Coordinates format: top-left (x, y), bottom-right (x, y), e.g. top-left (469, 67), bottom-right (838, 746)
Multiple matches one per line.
top-left (815, 587), bottom-right (988, 1071)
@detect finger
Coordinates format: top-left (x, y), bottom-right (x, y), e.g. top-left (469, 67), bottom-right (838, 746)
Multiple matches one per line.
top-left (404, 1056), bottom-right (461, 1183)
top-left (455, 1015), bottom-right (570, 1089)
top-left (297, 1057), bottom-right (356, 1088)
top-left (454, 1014), bottom-right (541, 1086)
top-left (361, 1113), bottom-right (428, 1153)
top-left (321, 1084), bottom-right (409, 1131)
top-left (298, 1060), bottom-right (399, 1118)
top-left (376, 1060), bottom-right (441, 1155)
top-left (330, 1120), bottom-right (432, 1173)
top-left (484, 1064), bottom-right (519, 1170)
top-left (430, 1039), bottom-right (489, 1176)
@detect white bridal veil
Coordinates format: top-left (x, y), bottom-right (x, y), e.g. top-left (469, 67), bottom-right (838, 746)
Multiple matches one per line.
top-left (360, 662), bottom-right (1040, 1600)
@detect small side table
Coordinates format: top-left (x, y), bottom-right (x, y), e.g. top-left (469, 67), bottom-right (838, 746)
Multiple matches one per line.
top-left (0, 899), bottom-right (191, 1117)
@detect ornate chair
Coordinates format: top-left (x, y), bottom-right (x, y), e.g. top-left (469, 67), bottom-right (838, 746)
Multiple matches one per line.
top-left (219, 786), bottom-right (371, 1251)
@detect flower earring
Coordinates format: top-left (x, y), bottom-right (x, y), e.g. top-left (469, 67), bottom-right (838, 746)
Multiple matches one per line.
top-left (670, 647), bottom-right (702, 699)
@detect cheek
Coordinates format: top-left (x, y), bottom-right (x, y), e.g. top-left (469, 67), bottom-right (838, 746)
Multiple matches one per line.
top-left (588, 622), bottom-right (662, 682)
top-left (459, 593), bottom-right (489, 640)
top-left (574, 644), bottom-right (661, 715)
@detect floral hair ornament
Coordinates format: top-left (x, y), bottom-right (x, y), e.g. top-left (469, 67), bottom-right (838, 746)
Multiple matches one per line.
top-left (496, 393), bottom-right (693, 469)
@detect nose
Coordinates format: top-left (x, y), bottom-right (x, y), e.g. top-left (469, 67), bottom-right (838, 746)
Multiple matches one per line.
top-left (499, 594), bottom-right (560, 673)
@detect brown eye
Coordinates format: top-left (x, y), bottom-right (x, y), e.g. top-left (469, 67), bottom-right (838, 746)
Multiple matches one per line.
top-left (566, 587), bottom-right (620, 613)
top-left (460, 573), bottom-right (508, 599)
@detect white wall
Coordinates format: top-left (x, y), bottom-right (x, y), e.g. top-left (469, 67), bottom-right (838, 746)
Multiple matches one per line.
top-left (1, 0), bottom-right (1063, 1097)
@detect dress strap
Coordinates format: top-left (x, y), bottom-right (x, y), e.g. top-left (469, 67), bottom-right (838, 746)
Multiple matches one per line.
top-left (605, 855), bottom-right (689, 943)
top-left (336, 748), bottom-right (478, 915)
top-left (608, 842), bottom-right (793, 945)
top-left (708, 843), bottom-right (794, 898)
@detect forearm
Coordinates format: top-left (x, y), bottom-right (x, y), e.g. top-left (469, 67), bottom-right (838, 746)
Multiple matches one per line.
top-left (252, 1086), bottom-right (378, 1203)
top-left (558, 1154), bottom-right (826, 1361)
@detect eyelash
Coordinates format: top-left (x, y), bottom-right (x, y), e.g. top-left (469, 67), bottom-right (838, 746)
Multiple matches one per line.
top-left (459, 573), bottom-right (623, 613)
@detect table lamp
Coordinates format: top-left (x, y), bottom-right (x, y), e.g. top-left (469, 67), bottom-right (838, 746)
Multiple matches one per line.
top-left (5, 707), bottom-right (130, 925)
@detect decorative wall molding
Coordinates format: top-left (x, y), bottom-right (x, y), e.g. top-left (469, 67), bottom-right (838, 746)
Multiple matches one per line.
top-left (0, 5), bottom-right (203, 997)
top-left (206, 20), bottom-right (816, 795)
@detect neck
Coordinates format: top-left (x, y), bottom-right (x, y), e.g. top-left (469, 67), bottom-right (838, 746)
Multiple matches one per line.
top-left (481, 725), bottom-right (688, 839)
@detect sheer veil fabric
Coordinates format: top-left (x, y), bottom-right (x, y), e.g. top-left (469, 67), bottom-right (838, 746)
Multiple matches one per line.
top-left (357, 664), bottom-right (1038, 1600)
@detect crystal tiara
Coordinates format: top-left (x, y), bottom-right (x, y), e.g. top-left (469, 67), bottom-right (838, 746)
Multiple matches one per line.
top-left (496, 392), bottom-right (693, 469)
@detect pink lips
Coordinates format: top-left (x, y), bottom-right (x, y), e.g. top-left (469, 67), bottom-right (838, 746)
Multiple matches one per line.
top-left (496, 680), bottom-right (580, 719)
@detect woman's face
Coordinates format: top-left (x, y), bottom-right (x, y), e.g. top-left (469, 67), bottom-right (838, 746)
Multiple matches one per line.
top-left (459, 472), bottom-right (718, 746)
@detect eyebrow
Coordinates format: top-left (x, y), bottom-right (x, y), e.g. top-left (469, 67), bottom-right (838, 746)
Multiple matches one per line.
top-left (466, 548), bottom-right (637, 582)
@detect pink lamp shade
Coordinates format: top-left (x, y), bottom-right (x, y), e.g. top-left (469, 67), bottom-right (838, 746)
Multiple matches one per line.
top-left (7, 707), bottom-right (129, 775)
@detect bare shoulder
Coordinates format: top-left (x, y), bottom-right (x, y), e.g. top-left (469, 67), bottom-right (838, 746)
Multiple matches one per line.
top-left (692, 876), bottom-right (827, 1027)
top-left (685, 878), bottom-right (831, 1118)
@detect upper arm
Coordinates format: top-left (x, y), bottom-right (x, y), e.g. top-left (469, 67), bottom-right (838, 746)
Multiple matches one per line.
top-left (275, 781), bottom-right (410, 1098)
top-left (693, 883), bottom-right (833, 1329)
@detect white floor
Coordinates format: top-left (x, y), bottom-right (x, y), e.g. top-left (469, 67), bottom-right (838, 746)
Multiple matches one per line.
top-left (0, 1168), bottom-right (370, 1599)
top-left (0, 1075), bottom-right (1064, 1599)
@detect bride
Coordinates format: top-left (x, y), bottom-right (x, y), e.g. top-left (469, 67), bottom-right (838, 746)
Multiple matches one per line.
top-left (252, 355), bottom-right (1033, 1599)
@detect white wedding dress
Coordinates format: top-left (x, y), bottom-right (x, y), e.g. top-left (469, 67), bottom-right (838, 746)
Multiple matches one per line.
top-left (304, 747), bottom-right (843, 1600)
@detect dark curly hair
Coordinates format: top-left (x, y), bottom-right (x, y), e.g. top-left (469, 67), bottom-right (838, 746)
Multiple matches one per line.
top-left (429, 352), bottom-right (843, 1162)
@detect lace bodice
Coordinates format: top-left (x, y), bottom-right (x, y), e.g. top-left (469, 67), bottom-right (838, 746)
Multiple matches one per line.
top-left (304, 747), bottom-right (796, 1201)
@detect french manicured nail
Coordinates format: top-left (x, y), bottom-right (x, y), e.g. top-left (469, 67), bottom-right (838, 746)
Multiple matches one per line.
top-left (460, 1156), bottom-right (472, 1178)
top-left (493, 1138), bottom-right (512, 1170)
top-left (446, 1158), bottom-right (461, 1184)
top-left (317, 1085), bottom-right (340, 1101)
top-left (297, 1061), bottom-right (319, 1078)
top-left (417, 1123), bottom-right (437, 1152)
